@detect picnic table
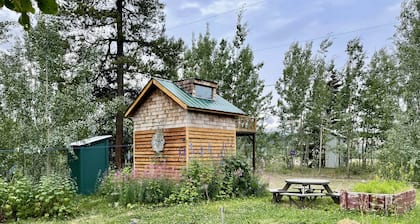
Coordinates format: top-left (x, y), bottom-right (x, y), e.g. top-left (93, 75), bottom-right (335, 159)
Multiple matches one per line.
top-left (269, 178), bottom-right (340, 208)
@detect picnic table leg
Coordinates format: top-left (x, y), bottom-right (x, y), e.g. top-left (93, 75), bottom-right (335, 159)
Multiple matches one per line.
top-left (323, 184), bottom-right (340, 203)
top-left (278, 183), bottom-right (291, 201)
top-left (272, 192), bottom-right (280, 203)
top-left (323, 184), bottom-right (333, 193)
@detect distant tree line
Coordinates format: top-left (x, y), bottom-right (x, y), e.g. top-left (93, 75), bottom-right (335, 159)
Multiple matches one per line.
top-left (274, 0), bottom-right (419, 180)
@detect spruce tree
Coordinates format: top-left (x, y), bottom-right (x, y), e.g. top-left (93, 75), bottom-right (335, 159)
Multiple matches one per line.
top-left (183, 14), bottom-right (271, 118)
top-left (61, 0), bottom-right (184, 167)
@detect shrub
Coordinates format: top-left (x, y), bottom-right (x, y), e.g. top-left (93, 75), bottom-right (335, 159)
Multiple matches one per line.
top-left (165, 180), bottom-right (199, 204)
top-left (182, 161), bottom-right (222, 200)
top-left (166, 158), bottom-right (267, 204)
top-left (352, 179), bottom-right (412, 194)
top-left (99, 158), bottom-right (267, 206)
top-left (0, 174), bottom-right (78, 222)
top-left (98, 168), bottom-right (177, 205)
top-left (220, 157), bottom-right (267, 198)
top-left (0, 178), bottom-right (9, 222)
top-left (5, 175), bottom-right (34, 219)
top-left (34, 174), bottom-right (78, 218)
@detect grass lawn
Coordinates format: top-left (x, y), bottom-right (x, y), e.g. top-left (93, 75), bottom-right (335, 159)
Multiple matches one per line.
top-left (17, 192), bottom-right (419, 224)
top-left (10, 170), bottom-right (417, 224)
top-left (16, 172), bottom-right (419, 224)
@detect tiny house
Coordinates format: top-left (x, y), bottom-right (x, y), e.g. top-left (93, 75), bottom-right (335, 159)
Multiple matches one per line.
top-left (125, 78), bottom-right (256, 178)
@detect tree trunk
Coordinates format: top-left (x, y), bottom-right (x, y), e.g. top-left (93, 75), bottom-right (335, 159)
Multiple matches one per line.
top-left (346, 138), bottom-right (351, 177)
top-left (318, 125), bottom-right (323, 173)
top-left (115, 0), bottom-right (124, 169)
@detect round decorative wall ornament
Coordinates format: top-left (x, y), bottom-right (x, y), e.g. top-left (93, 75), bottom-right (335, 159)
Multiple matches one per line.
top-left (152, 131), bottom-right (165, 153)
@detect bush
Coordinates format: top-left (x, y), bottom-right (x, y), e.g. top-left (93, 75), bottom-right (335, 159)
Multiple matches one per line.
top-left (5, 175), bottom-right (34, 219)
top-left (0, 178), bottom-right (7, 222)
top-left (99, 158), bottom-right (267, 206)
top-left (34, 174), bottom-right (78, 218)
top-left (166, 157), bottom-right (267, 204)
top-left (0, 174), bottom-right (78, 222)
top-left (98, 168), bottom-right (177, 205)
top-left (352, 179), bottom-right (412, 194)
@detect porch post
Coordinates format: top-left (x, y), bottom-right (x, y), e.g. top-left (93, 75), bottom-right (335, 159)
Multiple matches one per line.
top-left (252, 133), bottom-right (256, 172)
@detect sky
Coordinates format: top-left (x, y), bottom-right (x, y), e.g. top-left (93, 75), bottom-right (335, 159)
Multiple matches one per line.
top-left (162, 0), bottom-right (402, 129)
top-left (0, 0), bottom-right (403, 129)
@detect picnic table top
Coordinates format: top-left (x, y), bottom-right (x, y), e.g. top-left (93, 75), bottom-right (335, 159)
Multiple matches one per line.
top-left (285, 178), bottom-right (330, 185)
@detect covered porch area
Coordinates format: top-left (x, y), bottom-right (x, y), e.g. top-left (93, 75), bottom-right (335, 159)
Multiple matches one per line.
top-left (235, 116), bottom-right (257, 171)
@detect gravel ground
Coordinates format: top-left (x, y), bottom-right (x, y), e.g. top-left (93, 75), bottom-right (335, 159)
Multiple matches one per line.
top-left (262, 172), bottom-right (369, 191)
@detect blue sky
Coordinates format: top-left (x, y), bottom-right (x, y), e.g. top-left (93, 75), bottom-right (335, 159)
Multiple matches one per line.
top-left (163, 0), bottom-right (402, 96)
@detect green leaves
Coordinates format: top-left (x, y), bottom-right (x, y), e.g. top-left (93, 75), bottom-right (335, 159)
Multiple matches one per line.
top-left (18, 13), bottom-right (30, 30)
top-left (7, 0), bottom-right (35, 13)
top-left (36, 0), bottom-right (58, 14)
top-left (0, 0), bottom-right (58, 30)
top-left (0, 174), bottom-right (77, 221)
top-left (183, 14), bottom-right (270, 119)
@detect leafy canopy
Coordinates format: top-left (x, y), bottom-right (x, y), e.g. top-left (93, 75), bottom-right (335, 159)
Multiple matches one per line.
top-left (0, 0), bottom-right (58, 30)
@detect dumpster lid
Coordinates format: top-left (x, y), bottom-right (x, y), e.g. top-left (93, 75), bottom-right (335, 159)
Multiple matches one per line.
top-left (70, 135), bottom-right (112, 147)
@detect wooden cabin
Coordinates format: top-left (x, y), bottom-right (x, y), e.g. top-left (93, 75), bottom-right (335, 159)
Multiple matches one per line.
top-left (125, 78), bottom-right (256, 178)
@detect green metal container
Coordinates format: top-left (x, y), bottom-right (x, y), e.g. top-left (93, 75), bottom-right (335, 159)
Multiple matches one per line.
top-left (69, 135), bottom-right (111, 194)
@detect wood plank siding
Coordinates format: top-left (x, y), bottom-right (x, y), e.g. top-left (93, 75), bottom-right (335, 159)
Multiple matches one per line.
top-left (187, 127), bottom-right (236, 162)
top-left (134, 127), bottom-right (187, 178)
top-left (133, 127), bottom-right (236, 178)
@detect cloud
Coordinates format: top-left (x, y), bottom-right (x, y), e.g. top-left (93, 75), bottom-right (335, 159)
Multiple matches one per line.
top-left (267, 17), bottom-right (296, 29)
top-left (180, 2), bottom-right (201, 10)
top-left (200, 0), bottom-right (263, 16)
top-left (0, 8), bottom-right (19, 21)
top-left (386, 2), bottom-right (401, 14)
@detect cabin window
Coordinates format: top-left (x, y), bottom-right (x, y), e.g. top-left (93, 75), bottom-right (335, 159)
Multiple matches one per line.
top-left (195, 84), bottom-right (212, 99)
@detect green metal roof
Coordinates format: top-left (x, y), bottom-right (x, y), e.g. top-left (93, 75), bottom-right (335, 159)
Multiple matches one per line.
top-left (155, 78), bottom-right (245, 115)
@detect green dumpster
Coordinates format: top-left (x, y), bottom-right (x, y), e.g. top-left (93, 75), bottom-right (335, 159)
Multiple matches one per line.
top-left (69, 135), bottom-right (111, 194)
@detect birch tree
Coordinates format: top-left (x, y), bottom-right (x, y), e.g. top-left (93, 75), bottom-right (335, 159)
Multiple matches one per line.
top-left (276, 42), bottom-right (313, 166)
top-left (337, 38), bottom-right (366, 174)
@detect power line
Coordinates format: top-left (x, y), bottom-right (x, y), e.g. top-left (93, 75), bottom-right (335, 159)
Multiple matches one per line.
top-left (166, 0), bottom-right (265, 31)
top-left (254, 22), bottom-right (396, 52)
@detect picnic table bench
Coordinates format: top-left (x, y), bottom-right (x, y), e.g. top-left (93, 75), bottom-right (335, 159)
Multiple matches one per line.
top-left (280, 192), bottom-right (326, 208)
top-left (270, 178), bottom-right (340, 207)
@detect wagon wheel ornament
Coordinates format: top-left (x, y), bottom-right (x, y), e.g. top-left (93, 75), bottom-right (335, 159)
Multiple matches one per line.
top-left (152, 131), bottom-right (165, 153)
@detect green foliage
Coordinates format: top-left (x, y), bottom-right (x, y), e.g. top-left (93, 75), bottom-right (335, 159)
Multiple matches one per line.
top-left (0, 19), bottom-right (99, 179)
top-left (165, 180), bottom-right (199, 204)
top-left (14, 192), bottom-right (420, 224)
top-left (276, 40), bottom-right (336, 168)
top-left (0, 174), bottom-right (77, 222)
top-left (221, 157), bottom-right (265, 197)
top-left (181, 161), bottom-right (222, 201)
top-left (4, 175), bottom-right (34, 219)
top-left (183, 13), bottom-right (271, 119)
top-left (167, 158), bottom-right (267, 204)
top-left (377, 114), bottom-right (420, 183)
top-left (0, 0), bottom-right (58, 30)
top-left (98, 169), bottom-right (177, 205)
top-left (395, 0), bottom-right (420, 116)
top-left (352, 179), bottom-right (412, 194)
top-left (34, 174), bottom-right (77, 218)
top-left (99, 158), bottom-right (267, 206)
top-left (0, 178), bottom-right (6, 222)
